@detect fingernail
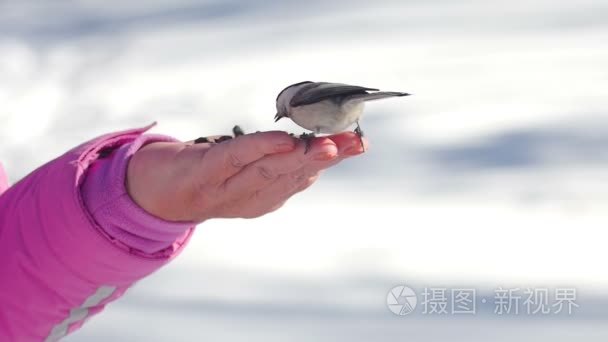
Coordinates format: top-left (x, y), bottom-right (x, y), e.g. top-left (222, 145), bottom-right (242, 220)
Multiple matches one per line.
top-left (313, 152), bottom-right (336, 161)
top-left (344, 145), bottom-right (363, 155)
top-left (276, 142), bottom-right (294, 152)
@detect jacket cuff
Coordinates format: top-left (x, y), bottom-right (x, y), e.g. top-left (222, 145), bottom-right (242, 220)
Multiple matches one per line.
top-left (81, 133), bottom-right (196, 254)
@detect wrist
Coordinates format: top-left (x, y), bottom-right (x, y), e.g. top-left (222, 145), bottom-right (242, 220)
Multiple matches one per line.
top-left (126, 141), bottom-right (198, 222)
top-left (81, 133), bottom-right (196, 253)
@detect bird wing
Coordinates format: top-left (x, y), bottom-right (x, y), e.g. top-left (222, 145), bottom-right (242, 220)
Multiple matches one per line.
top-left (289, 82), bottom-right (379, 107)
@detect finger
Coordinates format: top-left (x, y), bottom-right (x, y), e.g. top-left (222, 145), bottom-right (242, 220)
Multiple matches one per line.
top-left (326, 131), bottom-right (369, 156)
top-left (290, 172), bottom-right (320, 193)
top-left (253, 170), bottom-right (321, 203)
top-left (282, 135), bottom-right (361, 178)
top-left (221, 137), bottom-right (337, 196)
top-left (291, 132), bottom-right (368, 173)
top-left (239, 172), bottom-right (317, 217)
top-left (252, 172), bottom-right (318, 216)
top-left (201, 131), bottom-right (296, 182)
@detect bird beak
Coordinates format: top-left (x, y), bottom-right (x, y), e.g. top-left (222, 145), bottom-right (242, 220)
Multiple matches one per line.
top-left (274, 113), bottom-right (283, 122)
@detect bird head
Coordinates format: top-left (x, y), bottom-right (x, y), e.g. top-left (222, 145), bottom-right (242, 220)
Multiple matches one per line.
top-left (275, 81), bottom-right (313, 122)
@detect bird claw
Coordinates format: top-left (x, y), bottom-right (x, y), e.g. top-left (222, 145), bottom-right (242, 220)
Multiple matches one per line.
top-left (354, 126), bottom-right (366, 152)
top-left (299, 132), bottom-right (315, 154)
top-left (354, 126), bottom-right (364, 137)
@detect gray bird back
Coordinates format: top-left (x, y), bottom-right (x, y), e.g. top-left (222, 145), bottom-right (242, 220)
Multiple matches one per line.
top-left (289, 82), bottom-right (379, 107)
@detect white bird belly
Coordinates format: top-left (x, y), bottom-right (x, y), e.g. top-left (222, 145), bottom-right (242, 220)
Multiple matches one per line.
top-left (289, 100), bottom-right (365, 134)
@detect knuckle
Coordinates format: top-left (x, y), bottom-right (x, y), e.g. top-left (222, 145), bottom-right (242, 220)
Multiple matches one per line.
top-left (297, 174), bottom-right (319, 192)
top-left (268, 201), bottom-right (286, 213)
top-left (291, 171), bottom-right (306, 182)
top-left (256, 165), bottom-right (276, 180)
top-left (305, 174), bottom-right (319, 186)
top-left (296, 153), bottom-right (309, 167)
top-left (228, 152), bottom-right (245, 168)
top-left (283, 178), bottom-right (300, 193)
top-left (291, 171), bottom-right (318, 184)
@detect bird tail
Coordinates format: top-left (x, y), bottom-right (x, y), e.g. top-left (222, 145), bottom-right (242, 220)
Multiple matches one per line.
top-left (350, 91), bottom-right (410, 102)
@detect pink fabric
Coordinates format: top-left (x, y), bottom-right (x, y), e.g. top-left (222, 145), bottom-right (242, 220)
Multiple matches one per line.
top-left (0, 162), bottom-right (8, 195)
top-left (81, 133), bottom-right (195, 254)
top-left (0, 123), bottom-right (196, 341)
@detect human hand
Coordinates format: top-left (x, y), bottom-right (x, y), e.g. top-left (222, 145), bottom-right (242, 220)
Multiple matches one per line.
top-left (126, 131), bottom-right (367, 223)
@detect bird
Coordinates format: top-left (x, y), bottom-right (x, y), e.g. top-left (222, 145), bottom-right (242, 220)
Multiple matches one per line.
top-left (274, 81), bottom-right (410, 152)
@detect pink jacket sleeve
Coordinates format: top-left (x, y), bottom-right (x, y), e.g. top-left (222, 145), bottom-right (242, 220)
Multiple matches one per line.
top-left (80, 130), bottom-right (195, 254)
top-left (0, 123), bottom-right (196, 341)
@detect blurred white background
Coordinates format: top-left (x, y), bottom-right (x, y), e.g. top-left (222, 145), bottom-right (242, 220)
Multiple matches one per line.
top-left (1, 0), bottom-right (608, 340)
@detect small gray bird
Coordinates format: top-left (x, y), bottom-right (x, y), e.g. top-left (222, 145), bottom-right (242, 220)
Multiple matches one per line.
top-left (274, 81), bottom-right (410, 151)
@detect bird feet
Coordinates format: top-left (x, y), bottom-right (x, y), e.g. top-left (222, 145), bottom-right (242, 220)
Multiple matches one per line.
top-left (354, 125), bottom-right (365, 152)
top-left (299, 132), bottom-right (316, 154)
